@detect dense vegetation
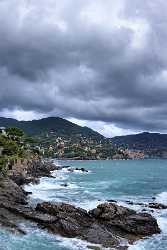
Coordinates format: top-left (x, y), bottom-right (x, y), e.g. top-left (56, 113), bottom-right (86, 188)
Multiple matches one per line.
top-left (0, 127), bottom-right (25, 174)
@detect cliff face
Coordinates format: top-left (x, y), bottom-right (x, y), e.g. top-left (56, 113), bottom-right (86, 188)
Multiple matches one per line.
top-left (0, 177), bottom-right (27, 233)
top-left (8, 159), bottom-right (58, 185)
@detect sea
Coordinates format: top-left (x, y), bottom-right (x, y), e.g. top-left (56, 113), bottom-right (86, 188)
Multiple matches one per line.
top-left (0, 159), bottom-right (167, 250)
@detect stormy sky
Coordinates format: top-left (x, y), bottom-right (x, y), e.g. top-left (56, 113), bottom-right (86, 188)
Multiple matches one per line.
top-left (0, 0), bottom-right (167, 137)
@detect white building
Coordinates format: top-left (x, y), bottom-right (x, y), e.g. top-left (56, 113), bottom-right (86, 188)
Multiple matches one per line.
top-left (0, 147), bottom-right (4, 156)
top-left (0, 127), bottom-right (6, 136)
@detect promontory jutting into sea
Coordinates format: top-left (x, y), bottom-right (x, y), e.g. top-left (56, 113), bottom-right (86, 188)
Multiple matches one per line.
top-left (1, 0), bottom-right (167, 249)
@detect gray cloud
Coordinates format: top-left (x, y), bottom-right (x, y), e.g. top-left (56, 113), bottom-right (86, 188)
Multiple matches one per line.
top-left (1, 0), bottom-right (167, 133)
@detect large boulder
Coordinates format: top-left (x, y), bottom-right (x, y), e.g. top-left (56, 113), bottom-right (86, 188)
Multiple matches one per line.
top-left (89, 203), bottom-right (160, 236)
top-left (35, 202), bottom-right (160, 248)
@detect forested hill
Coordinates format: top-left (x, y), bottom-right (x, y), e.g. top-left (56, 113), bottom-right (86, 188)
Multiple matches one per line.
top-left (112, 132), bottom-right (167, 150)
top-left (0, 117), bottom-right (104, 139)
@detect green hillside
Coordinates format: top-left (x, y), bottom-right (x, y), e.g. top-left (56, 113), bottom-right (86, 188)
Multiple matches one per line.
top-left (0, 117), bottom-right (104, 139)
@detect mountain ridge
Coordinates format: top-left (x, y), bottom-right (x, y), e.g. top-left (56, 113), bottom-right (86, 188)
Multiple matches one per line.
top-left (111, 131), bottom-right (167, 151)
top-left (0, 117), bottom-right (104, 139)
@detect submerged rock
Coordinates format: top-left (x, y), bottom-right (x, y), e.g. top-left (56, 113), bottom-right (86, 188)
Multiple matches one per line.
top-left (148, 203), bottom-right (167, 210)
top-left (67, 167), bottom-right (89, 173)
top-left (76, 167), bottom-right (89, 172)
top-left (60, 183), bottom-right (68, 187)
top-left (107, 199), bottom-right (117, 203)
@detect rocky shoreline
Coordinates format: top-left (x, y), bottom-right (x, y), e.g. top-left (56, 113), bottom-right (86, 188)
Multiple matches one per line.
top-left (0, 159), bottom-right (162, 249)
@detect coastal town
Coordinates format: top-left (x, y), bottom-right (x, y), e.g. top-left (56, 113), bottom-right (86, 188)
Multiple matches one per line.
top-left (0, 125), bottom-right (147, 165)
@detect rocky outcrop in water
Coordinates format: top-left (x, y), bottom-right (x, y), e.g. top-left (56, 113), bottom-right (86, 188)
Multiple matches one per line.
top-left (34, 202), bottom-right (160, 248)
top-left (9, 159), bottom-right (58, 185)
top-left (148, 203), bottom-right (167, 209)
top-left (122, 200), bottom-right (167, 210)
top-left (0, 160), bottom-right (161, 249)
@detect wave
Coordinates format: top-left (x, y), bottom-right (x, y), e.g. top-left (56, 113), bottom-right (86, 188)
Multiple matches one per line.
top-left (75, 199), bottom-right (103, 210)
top-left (156, 192), bottom-right (167, 205)
top-left (56, 236), bottom-right (103, 250)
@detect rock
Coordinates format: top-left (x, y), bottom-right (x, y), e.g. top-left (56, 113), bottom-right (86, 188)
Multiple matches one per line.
top-left (9, 173), bottom-right (27, 186)
top-left (126, 201), bottom-right (134, 205)
top-left (87, 246), bottom-right (101, 250)
top-left (89, 203), bottom-right (160, 236)
top-left (67, 168), bottom-right (74, 172)
top-left (60, 183), bottom-right (68, 187)
top-left (0, 178), bottom-right (27, 205)
top-left (24, 191), bottom-right (32, 196)
top-left (9, 159), bottom-right (58, 186)
top-left (136, 202), bottom-right (144, 206)
top-left (0, 177), bottom-right (28, 233)
top-left (67, 167), bottom-right (89, 173)
top-left (107, 199), bottom-right (117, 203)
top-left (34, 202), bottom-right (160, 248)
top-left (80, 167), bottom-right (89, 172)
top-left (148, 203), bottom-right (167, 209)
top-left (26, 160), bottom-right (57, 179)
top-left (35, 202), bottom-right (119, 248)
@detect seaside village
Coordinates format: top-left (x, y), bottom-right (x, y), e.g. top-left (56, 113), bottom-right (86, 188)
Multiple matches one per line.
top-left (0, 125), bottom-right (145, 175)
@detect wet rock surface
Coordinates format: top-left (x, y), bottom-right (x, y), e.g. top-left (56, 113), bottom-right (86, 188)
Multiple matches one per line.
top-left (148, 203), bottom-right (167, 209)
top-left (123, 200), bottom-right (167, 210)
top-left (9, 159), bottom-right (58, 186)
top-left (33, 202), bottom-right (160, 248)
top-left (63, 166), bottom-right (89, 173)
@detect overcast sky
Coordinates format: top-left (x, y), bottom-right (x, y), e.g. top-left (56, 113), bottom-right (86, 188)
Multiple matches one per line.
top-left (0, 0), bottom-right (167, 137)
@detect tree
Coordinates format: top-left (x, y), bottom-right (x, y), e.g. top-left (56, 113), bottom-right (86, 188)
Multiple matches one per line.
top-left (5, 127), bottom-right (24, 140)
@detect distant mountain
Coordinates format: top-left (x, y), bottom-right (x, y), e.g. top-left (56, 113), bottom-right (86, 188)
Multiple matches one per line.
top-left (112, 132), bottom-right (167, 150)
top-left (0, 117), bottom-right (104, 139)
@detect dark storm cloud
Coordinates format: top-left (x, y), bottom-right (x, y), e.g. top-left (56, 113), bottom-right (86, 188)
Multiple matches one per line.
top-left (1, 0), bottom-right (167, 132)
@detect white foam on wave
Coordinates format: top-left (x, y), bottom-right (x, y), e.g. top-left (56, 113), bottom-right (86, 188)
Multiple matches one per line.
top-left (25, 180), bottom-right (79, 192)
top-left (117, 201), bottom-right (142, 212)
top-left (73, 169), bottom-right (91, 174)
top-left (61, 168), bottom-right (70, 173)
top-left (53, 159), bottom-right (62, 167)
top-left (56, 235), bottom-right (108, 250)
top-left (75, 199), bottom-right (103, 210)
top-left (156, 192), bottom-right (167, 205)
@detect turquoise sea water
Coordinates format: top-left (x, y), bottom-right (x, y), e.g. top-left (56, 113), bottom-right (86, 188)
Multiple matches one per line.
top-left (1, 160), bottom-right (167, 250)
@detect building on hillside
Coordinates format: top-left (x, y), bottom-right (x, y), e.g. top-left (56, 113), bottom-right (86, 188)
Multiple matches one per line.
top-left (57, 142), bottom-right (64, 157)
top-left (0, 127), bottom-right (7, 136)
top-left (126, 149), bottom-right (145, 159)
top-left (0, 147), bottom-right (4, 156)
